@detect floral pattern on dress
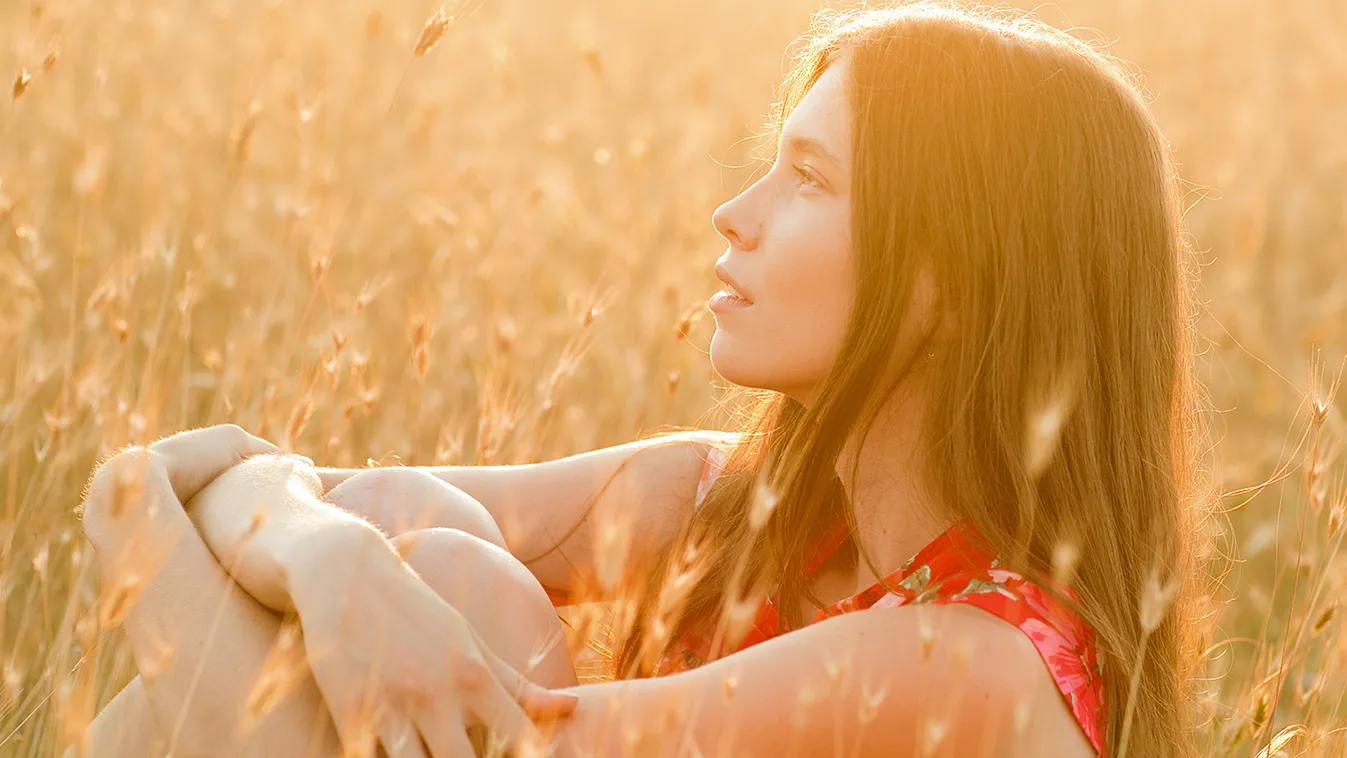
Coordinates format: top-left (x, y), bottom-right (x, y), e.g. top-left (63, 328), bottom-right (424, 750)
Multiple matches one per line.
top-left (657, 453), bottom-right (1109, 757)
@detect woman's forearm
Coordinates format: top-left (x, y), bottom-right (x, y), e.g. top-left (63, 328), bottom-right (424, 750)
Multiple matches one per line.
top-left (188, 454), bottom-right (374, 612)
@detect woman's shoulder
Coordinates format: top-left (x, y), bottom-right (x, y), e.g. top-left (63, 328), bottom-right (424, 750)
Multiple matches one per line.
top-left (896, 602), bottom-right (1101, 757)
top-left (843, 521), bottom-right (1107, 755)
top-left (926, 562), bottom-right (1107, 753)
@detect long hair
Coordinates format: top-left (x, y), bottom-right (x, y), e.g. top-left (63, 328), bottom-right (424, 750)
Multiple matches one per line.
top-left (612, 4), bottom-right (1213, 756)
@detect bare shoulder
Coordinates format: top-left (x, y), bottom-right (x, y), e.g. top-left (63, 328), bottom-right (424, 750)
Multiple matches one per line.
top-left (891, 603), bottom-right (1098, 758)
top-left (625, 429), bottom-right (742, 502)
top-left (590, 428), bottom-right (744, 539)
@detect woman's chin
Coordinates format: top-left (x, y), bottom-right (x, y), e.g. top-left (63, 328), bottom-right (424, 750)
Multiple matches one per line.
top-left (709, 349), bottom-right (746, 386)
top-left (710, 350), bottom-right (767, 391)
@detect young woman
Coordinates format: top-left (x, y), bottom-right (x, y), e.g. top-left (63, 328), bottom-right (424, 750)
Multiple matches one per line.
top-left (77, 3), bottom-right (1210, 757)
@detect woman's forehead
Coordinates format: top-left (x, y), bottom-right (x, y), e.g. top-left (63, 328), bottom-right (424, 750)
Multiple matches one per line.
top-left (780, 62), bottom-right (852, 165)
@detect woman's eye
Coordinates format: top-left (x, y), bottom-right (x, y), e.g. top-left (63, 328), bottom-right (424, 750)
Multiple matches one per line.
top-left (793, 165), bottom-right (821, 188)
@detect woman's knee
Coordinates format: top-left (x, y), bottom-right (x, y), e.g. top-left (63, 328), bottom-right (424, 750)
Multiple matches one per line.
top-left (326, 467), bottom-right (506, 549)
top-left (393, 528), bottom-right (536, 604)
top-left (392, 528), bottom-right (577, 688)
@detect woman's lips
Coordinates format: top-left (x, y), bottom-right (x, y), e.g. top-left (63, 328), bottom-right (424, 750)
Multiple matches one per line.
top-left (709, 290), bottom-right (753, 312)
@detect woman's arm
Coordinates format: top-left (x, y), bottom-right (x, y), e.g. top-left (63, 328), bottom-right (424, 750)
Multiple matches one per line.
top-left (312, 430), bottom-right (741, 602)
top-left (547, 604), bottom-right (1071, 758)
top-left (186, 453), bottom-right (375, 612)
top-left (184, 457), bottom-right (374, 611)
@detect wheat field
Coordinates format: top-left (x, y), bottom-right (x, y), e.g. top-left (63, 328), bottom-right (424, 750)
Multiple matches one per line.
top-left (1, 0), bottom-right (1345, 755)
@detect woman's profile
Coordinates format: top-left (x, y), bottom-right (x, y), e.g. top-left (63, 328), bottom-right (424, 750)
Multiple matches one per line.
top-left (76, 2), bottom-right (1210, 756)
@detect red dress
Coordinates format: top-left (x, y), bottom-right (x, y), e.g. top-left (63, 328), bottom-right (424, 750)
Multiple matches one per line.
top-left (545, 445), bottom-right (1108, 755)
top-left (667, 447), bottom-right (1107, 755)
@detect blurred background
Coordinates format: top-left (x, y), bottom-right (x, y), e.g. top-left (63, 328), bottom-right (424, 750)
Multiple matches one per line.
top-left (1, 0), bottom-right (1345, 754)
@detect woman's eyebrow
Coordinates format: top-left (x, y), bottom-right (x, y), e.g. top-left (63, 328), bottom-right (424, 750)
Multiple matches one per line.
top-left (782, 135), bottom-right (842, 168)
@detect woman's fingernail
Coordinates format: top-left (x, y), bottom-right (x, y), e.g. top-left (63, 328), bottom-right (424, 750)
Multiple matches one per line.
top-left (292, 454), bottom-right (316, 467)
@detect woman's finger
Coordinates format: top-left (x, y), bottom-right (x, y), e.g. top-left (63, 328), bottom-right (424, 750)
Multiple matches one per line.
top-left (306, 662), bottom-right (389, 758)
top-left (408, 709), bottom-right (473, 758)
top-left (147, 424), bottom-right (280, 503)
top-left (461, 662), bottom-right (552, 756)
top-left (377, 713), bottom-right (429, 758)
top-left (476, 640), bottom-right (579, 722)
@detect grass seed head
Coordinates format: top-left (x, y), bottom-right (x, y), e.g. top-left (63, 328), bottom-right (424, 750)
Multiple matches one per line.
top-left (594, 515), bottom-right (631, 591)
top-left (30, 545), bottom-right (48, 584)
top-left (97, 572), bottom-right (144, 629)
top-left (857, 681), bottom-right (888, 726)
top-left (1310, 393), bottom-right (1330, 426)
top-left (722, 593), bottom-right (762, 651)
top-left (414, 8), bottom-right (451, 57)
top-left (824, 651), bottom-right (852, 691)
top-left (748, 467), bottom-right (781, 531)
top-left (921, 717), bottom-right (949, 757)
top-left (13, 68), bottom-right (31, 100)
top-left (579, 43), bottom-right (604, 79)
top-left (109, 461), bottom-right (148, 520)
top-left (1140, 565), bottom-right (1180, 633)
top-left (1025, 392), bottom-right (1071, 480)
top-left (1250, 690), bottom-right (1270, 735)
top-left (245, 508), bottom-right (267, 539)
top-left (285, 396), bottom-right (314, 446)
top-left (110, 316), bottom-right (130, 343)
top-left (674, 305), bottom-right (703, 341)
top-left (948, 637), bottom-right (971, 673)
top-left (792, 685), bottom-right (819, 731)
top-left (720, 672), bottom-right (738, 703)
top-left (363, 10), bottom-right (383, 41)
top-left (1052, 539), bottom-right (1080, 585)
top-left (2, 659), bottom-right (21, 709)
top-left (138, 639), bottom-right (175, 686)
top-left (1013, 697), bottom-right (1032, 736)
top-left (917, 608), bottom-right (936, 662)
top-left (1312, 603), bottom-right (1336, 636)
top-left (243, 617), bottom-right (308, 731)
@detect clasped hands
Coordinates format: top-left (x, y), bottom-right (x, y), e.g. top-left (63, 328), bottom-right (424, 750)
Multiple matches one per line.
top-left (80, 424), bottom-right (578, 757)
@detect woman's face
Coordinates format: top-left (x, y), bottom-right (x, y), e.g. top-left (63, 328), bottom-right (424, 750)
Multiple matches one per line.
top-left (709, 60), bottom-right (855, 408)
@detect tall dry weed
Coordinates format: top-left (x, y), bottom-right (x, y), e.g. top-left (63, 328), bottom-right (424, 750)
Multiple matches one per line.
top-left (0, 0), bottom-right (1345, 755)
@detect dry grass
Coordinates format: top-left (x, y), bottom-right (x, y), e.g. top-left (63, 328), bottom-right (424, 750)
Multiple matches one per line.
top-left (1, 0), bottom-right (1345, 755)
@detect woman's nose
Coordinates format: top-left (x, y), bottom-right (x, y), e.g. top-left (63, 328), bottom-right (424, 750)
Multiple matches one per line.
top-left (712, 193), bottom-right (759, 252)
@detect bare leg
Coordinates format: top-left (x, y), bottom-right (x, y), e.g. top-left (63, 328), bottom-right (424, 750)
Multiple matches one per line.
top-left (315, 467), bottom-right (510, 551)
top-left (77, 461), bottom-right (345, 758)
top-left (390, 527), bottom-right (579, 690)
top-left (80, 466), bottom-right (574, 757)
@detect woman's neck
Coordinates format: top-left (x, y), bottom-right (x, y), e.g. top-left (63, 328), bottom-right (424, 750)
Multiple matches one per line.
top-left (833, 377), bottom-right (953, 594)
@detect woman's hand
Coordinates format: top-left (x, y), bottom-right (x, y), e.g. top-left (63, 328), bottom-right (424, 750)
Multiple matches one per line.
top-left (286, 518), bottom-right (579, 757)
top-left (82, 424), bottom-right (282, 553)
